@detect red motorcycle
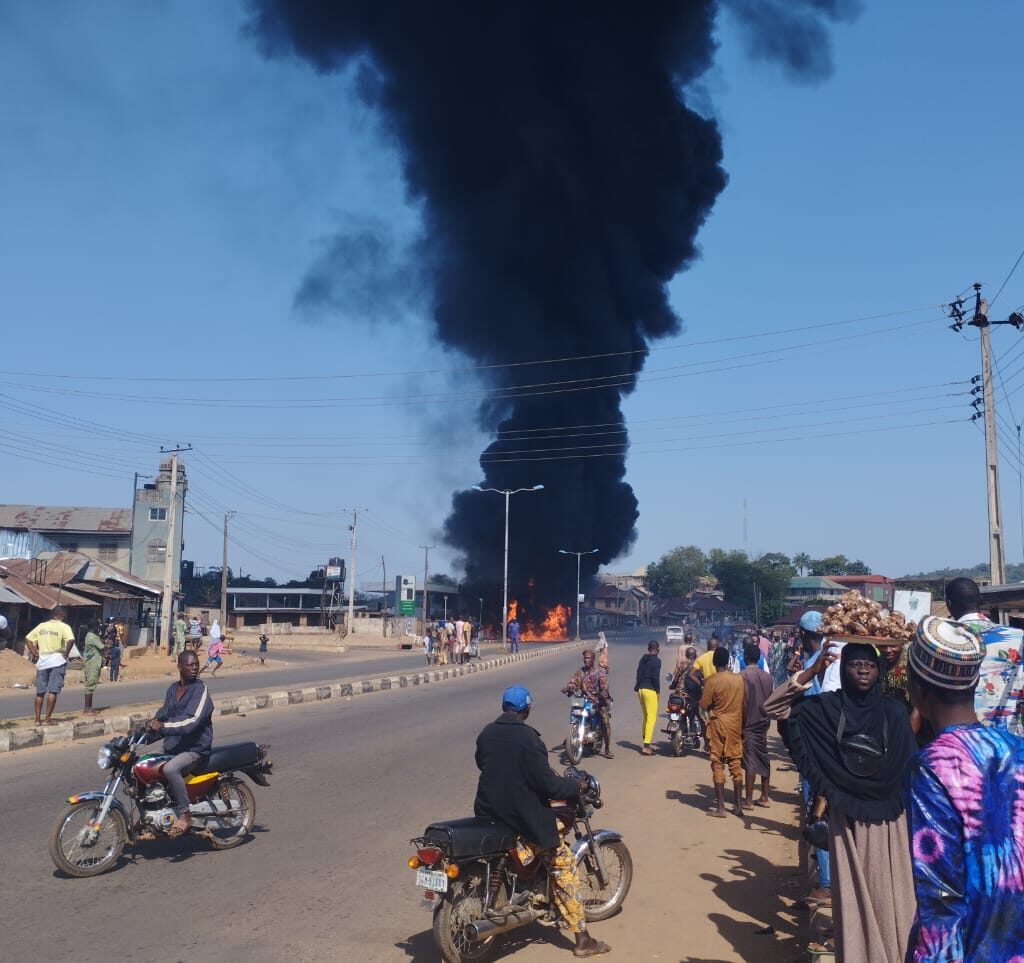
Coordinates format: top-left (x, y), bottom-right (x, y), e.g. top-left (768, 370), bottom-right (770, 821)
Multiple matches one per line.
top-left (49, 728), bottom-right (272, 877)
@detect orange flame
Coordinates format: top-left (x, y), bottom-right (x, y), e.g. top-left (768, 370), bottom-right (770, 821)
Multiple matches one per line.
top-left (506, 598), bottom-right (570, 641)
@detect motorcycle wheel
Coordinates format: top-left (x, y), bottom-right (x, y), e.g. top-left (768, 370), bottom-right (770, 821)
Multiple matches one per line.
top-left (671, 729), bottom-right (684, 757)
top-left (49, 801), bottom-right (128, 878)
top-left (206, 778), bottom-right (256, 850)
top-left (434, 873), bottom-right (505, 963)
top-left (577, 839), bottom-right (633, 922)
top-left (565, 722), bottom-right (583, 765)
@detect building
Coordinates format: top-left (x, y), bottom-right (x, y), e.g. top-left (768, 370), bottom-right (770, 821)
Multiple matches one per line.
top-left (587, 582), bottom-right (650, 627)
top-left (827, 574), bottom-right (894, 607)
top-left (0, 506), bottom-right (132, 568)
top-left (223, 588), bottom-right (327, 628)
top-left (0, 550), bottom-right (162, 647)
top-left (595, 567), bottom-right (648, 592)
top-left (0, 459), bottom-right (188, 595)
top-left (785, 576), bottom-right (848, 605)
top-left (130, 459), bottom-right (187, 585)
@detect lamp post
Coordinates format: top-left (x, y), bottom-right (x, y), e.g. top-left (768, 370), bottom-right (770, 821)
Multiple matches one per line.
top-left (558, 548), bottom-right (598, 641)
top-left (471, 484), bottom-right (544, 648)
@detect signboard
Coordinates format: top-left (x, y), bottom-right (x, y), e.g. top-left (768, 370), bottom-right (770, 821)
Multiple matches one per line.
top-left (396, 575), bottom-right (416, 616)
top-left (325, 556), bottom-right (345, 583)
top-left (893, 590), bottom-right (932, 625)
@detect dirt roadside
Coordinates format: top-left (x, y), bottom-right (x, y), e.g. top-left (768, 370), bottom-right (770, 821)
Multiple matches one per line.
top-left (489, 736), bottom-right (805, 963)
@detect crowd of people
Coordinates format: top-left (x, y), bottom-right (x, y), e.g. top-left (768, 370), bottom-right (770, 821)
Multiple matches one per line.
top-left (550, 577), bottom-right (1024, 960)
top-left (422, 616), bottom-right (479, 666)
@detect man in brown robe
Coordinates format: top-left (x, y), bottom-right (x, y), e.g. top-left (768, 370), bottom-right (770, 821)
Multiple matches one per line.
top-left (700, 646), bottom-right (745, 817)
top-left (740, 640), bottom-right (773, 809)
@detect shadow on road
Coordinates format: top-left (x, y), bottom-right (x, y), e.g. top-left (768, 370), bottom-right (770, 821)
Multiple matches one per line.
top-left (395, 923), bottom-right (573, 960)
top-left (695, 847), bottom-right (801, 962)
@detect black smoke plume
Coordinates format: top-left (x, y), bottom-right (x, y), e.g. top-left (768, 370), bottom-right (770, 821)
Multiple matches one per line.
top-left (247, 1), bottom-right (857, 627)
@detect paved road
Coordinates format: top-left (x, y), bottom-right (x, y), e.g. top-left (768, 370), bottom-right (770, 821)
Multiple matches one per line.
top-left (0, 642), bottom-right (518, 722)
top-left (2, 630), bottom-right (799, 962)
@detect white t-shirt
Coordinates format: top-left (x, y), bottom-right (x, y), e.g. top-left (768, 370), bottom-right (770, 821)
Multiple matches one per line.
top-left (820, 639), bottom-right (844, 693)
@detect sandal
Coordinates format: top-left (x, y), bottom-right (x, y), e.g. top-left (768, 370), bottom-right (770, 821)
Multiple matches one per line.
top-left (168, 816), bottom-right (191, 837)
top-left (573, 938), bottom-right (611, 958)
top-left (807, 939), bottom-right (835, 956)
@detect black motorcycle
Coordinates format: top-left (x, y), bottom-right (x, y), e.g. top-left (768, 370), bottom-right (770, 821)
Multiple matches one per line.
top-left (663, 676), bottom-right (702, 756)
top-left (408, 768), bottom-right (632, 963)
top-left (49, 728), bottom-right (272, 877)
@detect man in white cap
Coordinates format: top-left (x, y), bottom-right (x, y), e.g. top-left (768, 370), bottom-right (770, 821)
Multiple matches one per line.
top-left (906, 615), bottom-right (1024, 960)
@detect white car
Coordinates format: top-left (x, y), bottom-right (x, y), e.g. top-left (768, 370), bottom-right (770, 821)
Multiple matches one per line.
top-left (664, 625), bottom-right (685, 644)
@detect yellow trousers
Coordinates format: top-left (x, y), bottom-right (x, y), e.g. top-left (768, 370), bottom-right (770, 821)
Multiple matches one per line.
top-left (637, 688), bottom-right (658, 745)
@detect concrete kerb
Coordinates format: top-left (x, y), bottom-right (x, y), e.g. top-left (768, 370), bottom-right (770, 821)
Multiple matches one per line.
top-left (0, 642), bottom-right (587, 755)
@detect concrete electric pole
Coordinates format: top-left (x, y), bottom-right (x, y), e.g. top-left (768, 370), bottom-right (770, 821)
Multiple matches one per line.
top-left (347, 510), bottom-right (363, 634)
top-left (948, 283), bottom-right (1024, 586)
top-left (420, 544), bottom-right (433, 633)
top-left (159, 444), bottom-right (190, 652)
top-left (220, 510), bottom-right (236, 631)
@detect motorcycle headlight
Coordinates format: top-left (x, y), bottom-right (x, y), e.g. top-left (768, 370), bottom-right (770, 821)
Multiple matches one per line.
top-left (97, 747), bottom-right (116, 770)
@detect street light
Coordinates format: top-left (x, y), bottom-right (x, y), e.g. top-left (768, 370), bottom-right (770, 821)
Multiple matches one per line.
top-left (471, 484), bottom-right (544, 648)
top-left (558, 548), bottom-right (599, 641)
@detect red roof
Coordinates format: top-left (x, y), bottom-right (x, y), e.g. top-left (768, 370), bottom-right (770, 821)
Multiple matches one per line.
top-left (828, 575), bottom-right (891, 585)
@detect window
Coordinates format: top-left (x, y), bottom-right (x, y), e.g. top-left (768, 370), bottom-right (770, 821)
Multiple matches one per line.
top-left (98, 543), bottom-right (118, 561)
top-left (149, 507), bottom-right (167, 521)
top-left (147, 539), bottom-right (167, 563)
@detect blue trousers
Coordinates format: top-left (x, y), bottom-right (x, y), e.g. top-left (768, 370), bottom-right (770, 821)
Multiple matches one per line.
top-left (801, 778), bottom-right (830, 889)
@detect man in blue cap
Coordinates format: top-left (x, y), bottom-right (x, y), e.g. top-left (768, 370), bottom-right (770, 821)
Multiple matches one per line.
top-left (474, 685), bottom-right (610, 958)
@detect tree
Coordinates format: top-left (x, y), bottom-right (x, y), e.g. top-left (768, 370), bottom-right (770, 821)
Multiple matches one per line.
top-left (808, 555), bottom-right (872, 576)
top-left (792, 552), bottom-right (811, 576)
top-left (645, 545), bottom-right (708, 598)
top-left (708, 549), bottom-right (795, 625)
top-left (845, 559), bottom-right (871, 575)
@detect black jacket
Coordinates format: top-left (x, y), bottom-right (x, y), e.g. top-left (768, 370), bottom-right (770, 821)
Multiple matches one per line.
top-left (474, 713), bottom-right (582, 850)
top-left (634, 653), bottom-right (662, 694)
top-left (155, 679), bottom-right (214, 754)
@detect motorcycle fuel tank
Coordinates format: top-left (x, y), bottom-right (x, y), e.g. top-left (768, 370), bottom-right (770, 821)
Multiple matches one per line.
top-left (132, 754), bottom-right (172, 785)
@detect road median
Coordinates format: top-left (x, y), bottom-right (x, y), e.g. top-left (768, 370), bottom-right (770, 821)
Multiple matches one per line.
top-left (0, 641), bottom-right (585, 754)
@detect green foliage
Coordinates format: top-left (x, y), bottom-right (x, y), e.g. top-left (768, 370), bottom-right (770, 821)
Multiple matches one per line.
top-left (808, 555), bottom-right (871, 576)
top-left (707, 549), bottom-right (795, 625)
top-left (645, 545), bottom-right (708, 598)
top-left (792, 552), bottom-right (812, 575)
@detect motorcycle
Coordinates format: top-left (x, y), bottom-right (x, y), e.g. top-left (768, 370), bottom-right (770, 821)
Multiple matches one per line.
top-left (49, 728), bottom-right (273, 877)
top-left (663, 675), bottom-right (701, 756)
top-left (563, 688), bottom-right (605, 764)
top-left (409, 767), bottom-right (632, 963)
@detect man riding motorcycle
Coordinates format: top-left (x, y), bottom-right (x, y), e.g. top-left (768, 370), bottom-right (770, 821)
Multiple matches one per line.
top-left (670, 645), bottom-right (703, 742)
top-left (145, 649), bottom-right (214, 836)
top-left (561, 649), bottom-right (614, 759)
top-left (474, 685), bottom-right (611, 958)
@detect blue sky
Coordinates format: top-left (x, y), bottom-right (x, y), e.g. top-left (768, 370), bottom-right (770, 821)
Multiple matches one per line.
top-left (2, 1), bottom-right (1023, 587)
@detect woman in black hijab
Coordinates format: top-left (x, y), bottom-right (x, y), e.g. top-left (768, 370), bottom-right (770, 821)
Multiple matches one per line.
top-left (766, 642), bottom-right (916, 963)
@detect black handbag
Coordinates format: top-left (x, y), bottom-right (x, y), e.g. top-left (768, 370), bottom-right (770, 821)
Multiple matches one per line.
top-left (836, 707), bottom-right (888, 778)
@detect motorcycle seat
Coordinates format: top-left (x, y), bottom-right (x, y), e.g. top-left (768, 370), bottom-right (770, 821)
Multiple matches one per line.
top-left (423, 817), bottom-right (518, 859)
top-left (204, 741), bottom-right (262, 773)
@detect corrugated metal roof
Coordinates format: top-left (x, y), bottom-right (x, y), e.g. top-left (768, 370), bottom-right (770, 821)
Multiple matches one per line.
top-left (0, 504), bottom-right (131, 534)
top-left (0, 552), bottom-right (160, 599)
top-left (0, 569), bottom-right (98, 609)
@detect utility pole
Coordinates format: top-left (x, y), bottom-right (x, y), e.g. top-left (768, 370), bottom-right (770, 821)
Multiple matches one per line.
top-left (558, 548), bottom-right (598, 641)
top-left (159, 445), bottom-right (191, 653)
top-left (949, 284), bottom-right (1024, 586)
top-left (347, 510), bottom-right (363, 634)
top-left (420, 544), bottom-right (434, 633)
top-left (381, 554), bottom-right (387, 638)
top-left (220, 511), bottom-right (236, 631)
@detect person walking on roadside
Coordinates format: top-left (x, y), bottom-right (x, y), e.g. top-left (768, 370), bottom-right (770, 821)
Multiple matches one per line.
top-left (82, 619), bottom-right (105, 715)
top-left (701, 647), bottom-right (745, 817)
top-left (766, 641), bottom-right (917, 962)
top-left (508, 617), bottom-right (521, 654)
top-left (905, 615), bottom-right (1024, 961)
top-left (944, 576), bottom-right (1024, 733)
top-left (201, 635), bottom-right (225, 676)
top-left (25, 606), bottom-right (76, 726)
top-left (740, 640), bottom-right (773, 809)
top-left (108, 637), bottom-right (123, 682)
top-left (634, 641), bottom-right (661, 755)
top-left (258, 633), bottom-right (268, 665)
top-left (172, 614), bottom-right (187, 659)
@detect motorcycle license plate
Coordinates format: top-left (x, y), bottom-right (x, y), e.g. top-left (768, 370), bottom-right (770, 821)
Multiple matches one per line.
top-left (666, 720), bottom-right (679, 732)
top-left (416, 868), bottom-right (448, 893)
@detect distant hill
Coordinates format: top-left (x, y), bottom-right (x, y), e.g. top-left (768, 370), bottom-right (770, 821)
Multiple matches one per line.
top-left (899, 562), bottom-right (1024, 583)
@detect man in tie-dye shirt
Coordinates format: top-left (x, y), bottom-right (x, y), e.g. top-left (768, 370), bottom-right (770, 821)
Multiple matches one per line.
top-left (905, 615), bottom-right (1024, 962)
top-left (945, 577), bottom-right (1024, 733)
